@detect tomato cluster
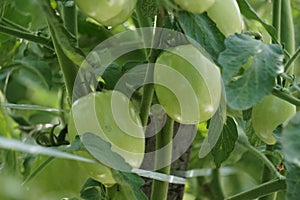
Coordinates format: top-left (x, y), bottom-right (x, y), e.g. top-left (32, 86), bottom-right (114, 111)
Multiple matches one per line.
top-left (75, 0), bottom-right (243, 36)
top-left (75, 0), bottom-right (137, 26)
top-left (175, 0), bottom-right (244, 36)
top-left (69, 0), bottom-right (294, 188)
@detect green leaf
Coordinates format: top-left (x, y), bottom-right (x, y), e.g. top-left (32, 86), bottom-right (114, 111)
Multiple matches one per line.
top-left (0, 0), bottom-right (8, 18)
top-left (81, 132), bottom-right (132, 172)
top-left (219, 34), bottom-right (284, 110)
top-left (244, 120), bottom-right (263, 147)
top-left (12, 43), bottom-right (52, 88)
top-left (80, 178), bottom-right (109, 200)
top-left (101, 63), bottom-right (122, 89)
top-left (38, 1), bottom-right (84, 66)
top-left (177, 11), bottom-right (225, 65)
top-left (286, 162), bottom-right (300, 200)
top-left (211, 117), bottom-right (238, 168)
top-left (109, 170), bottom-right (147, 200)
top-left (236, 0), bottom-right (278, 43)
top-left (0, 94), bottom-right (18, 138)
top-left (38, 0), bottom-right (81, 98)
top-left (199, 90), bottom-right (227, 158)
top-left (282, 113), bottom-right (300, 167)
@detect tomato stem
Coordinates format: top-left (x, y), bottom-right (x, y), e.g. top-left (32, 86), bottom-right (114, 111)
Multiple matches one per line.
top-left (62, 1), bottom-right (78, 43)
top-left (259, 145), bottom-right (277, 200)
top-left (272, 0), bottom-right (281, 43)
top-left (272, 87), bottom-right (300, 106)
top-left (0, 24), bottom-right (53, 50)
top-left (150, 116), bottom-right (174, 200)
top-left (225, 178), bottom-right (286, 200)
top-left (280, 0), bottom-right (295, 74)
top-left (285, 47), bottom-right (300, 73)
top-left (238, 137), bottom-right (284, 180)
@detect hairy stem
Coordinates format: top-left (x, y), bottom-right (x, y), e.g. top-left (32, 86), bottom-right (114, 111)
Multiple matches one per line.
top-left (150, 117), bottom-right (174, 200)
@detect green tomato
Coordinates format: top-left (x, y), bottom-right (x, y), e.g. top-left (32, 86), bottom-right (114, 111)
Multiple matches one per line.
top-left (207, 0), bottom-right (243, 36)
top-left (75, 0), bottom-right (136, 26)
top-left (25, 156), bottom-right (95, 199)
top-left (252, 95), bottom-right (296, 145)
top-left (68, 90), bottom-right (145, 168)
top-left (175, 0), bottom-right (215, 14)
top-left (154, 44), bottom-right (222, 124)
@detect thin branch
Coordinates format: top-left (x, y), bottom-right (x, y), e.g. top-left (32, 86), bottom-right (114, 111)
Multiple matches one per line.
top-left (0, 24), bottom-right (53, 50)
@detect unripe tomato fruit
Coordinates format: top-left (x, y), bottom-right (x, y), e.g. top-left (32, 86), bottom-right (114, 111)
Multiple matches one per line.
top-left (175, 0), bottom-right (215, 14)
top-left (75, 0), bottom-right (136, 26)
top-left (252, 95), bottom-right (296, 145)
top-left (68, 90), bottom-right (145, 168)
top-left (26, 156), bottom-right (107, 199)
top-left (154, 44), bottom-right (222, 124)
top-left (207, 0), bottom-right (243, 36)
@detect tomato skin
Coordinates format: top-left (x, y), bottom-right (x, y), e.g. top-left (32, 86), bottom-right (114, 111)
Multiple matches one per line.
top-left (25, 156), bottom-right (92, 199)
top-left (75, 0), bottom-right (136, 26)
top-left (207, 0), bottom-right (244, 36)
top-left (252, 95), bottom-right (296, 144)
top-left (175, 0), bottom-right (215, 14)
top-left (154, 44), bottom-right (222, 124)
top-left (68, 90), bottom-right (145, 168)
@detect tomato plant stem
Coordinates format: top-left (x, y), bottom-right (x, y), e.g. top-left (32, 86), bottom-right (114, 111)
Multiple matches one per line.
top-left (280, 0), bottom-right (295, 74)
top-left (211, 168), bottom-right (224, 200)
top-left (62, 2), bottom-right (78, 41)
top-left (272, 87), bottom-right (300, 106)
top-left (259, 145), bottom-right (276, 200)
top-left (225, 178), bottom-right (286, 200)
top-left (0, 24), bottom-right (53, 50)
top-left (238, 138), bottom-right (284, 179)
top-left (272, 0), bottom-right (281, 43)
top-left (285, 47), bottom-right (300, 73)
top-left (1, 18), bottom-right (32, 33)
top-left (150, 116), bottom-right (174, 200)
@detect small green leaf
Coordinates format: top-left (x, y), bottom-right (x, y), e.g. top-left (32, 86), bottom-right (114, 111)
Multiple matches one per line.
top-left (81, 132), bottom-right (132, 171)
top-left (108, 170), bottom-right (147, 200)
top-left (199, 91), bottom-right (227, 158)
top-left (80, 178), bottom-right (109, 200)
top-left (236, 0), bottom-right (278, 42)
top-left (282, 113), bottom-right (300, 167)
top-left (177, 11), bottom-right (225, 65)
top-left (101, 63), bottom-right (122, 89)
top-left (211, 117), bottom-right (238, 168)
top-left (219, 34), bottom-right (284, 110)
top-left (245, 120), bottom-right (263, 147)
top-left (0, 94), bottom-right (18, 138)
